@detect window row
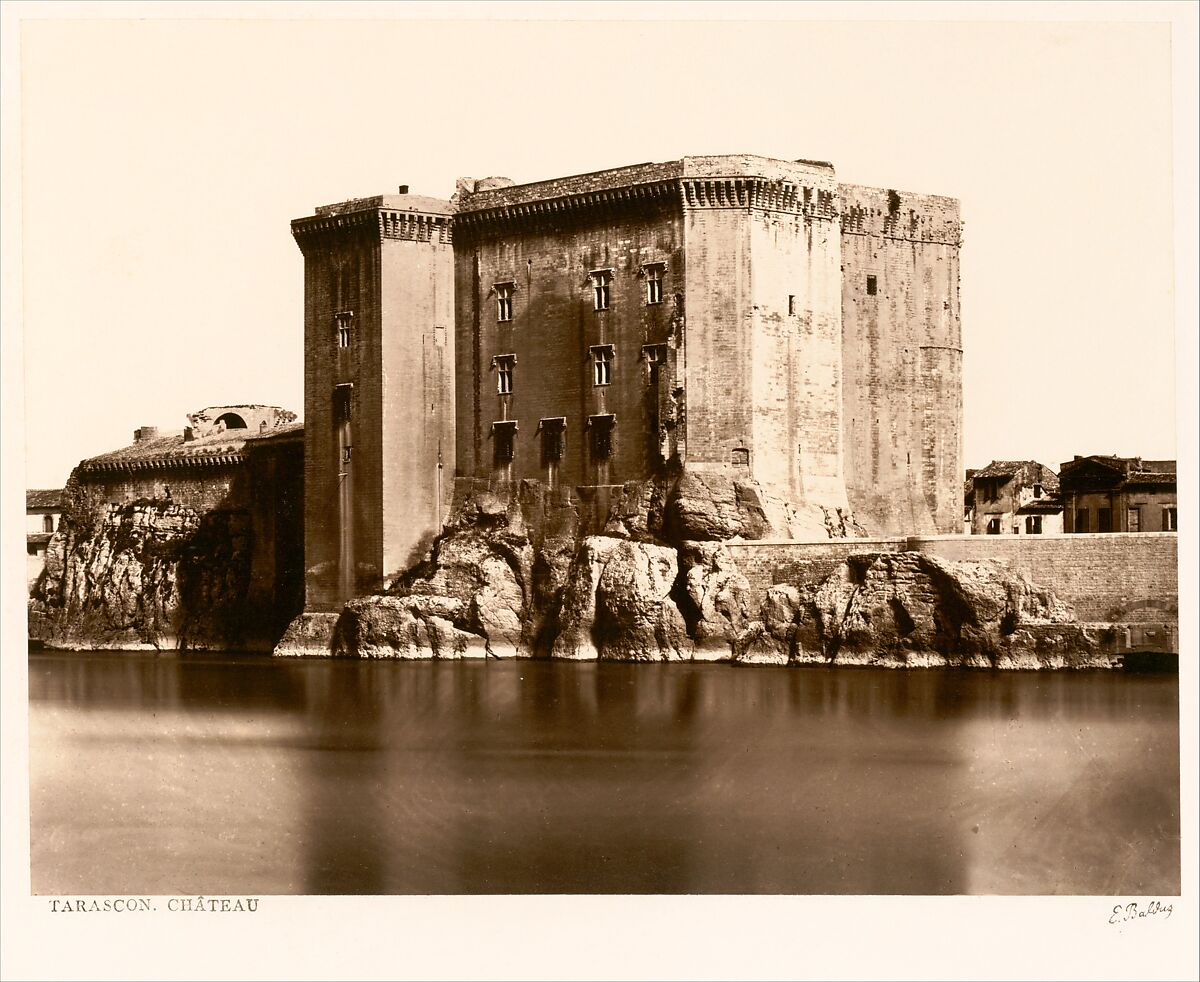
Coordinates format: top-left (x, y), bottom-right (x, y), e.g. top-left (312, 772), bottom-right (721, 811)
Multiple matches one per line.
top-left (492, 345), bottom-right (665, 393)
top-left (492, 264), bottom-right (666, 321)
top-left (491, 415), bottom-right (616, 464)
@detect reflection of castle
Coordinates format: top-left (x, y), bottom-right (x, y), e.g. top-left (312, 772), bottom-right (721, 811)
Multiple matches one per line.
top-left (292, 156), bottom-right (964, 609)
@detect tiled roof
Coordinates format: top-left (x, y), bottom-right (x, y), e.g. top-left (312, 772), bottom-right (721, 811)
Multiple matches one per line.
top-left (1060, 455), bottom-right (1176, 491)
top-left (1017, 499), bottom-right (1064, 515)
top-left (972, 460), bottom-right (1060, 490)
top-left (26, 489), bottom-right (63, 510)
top-left (79, 421), bottom-right (304, 474)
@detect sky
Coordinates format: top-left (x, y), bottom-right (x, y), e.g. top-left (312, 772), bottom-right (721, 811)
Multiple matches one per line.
top-left (15, 10), bottom-right (1189, 489)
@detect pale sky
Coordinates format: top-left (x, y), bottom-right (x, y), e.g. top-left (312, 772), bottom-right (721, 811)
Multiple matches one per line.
top-left (16, 11), bottom-right (1187, 488)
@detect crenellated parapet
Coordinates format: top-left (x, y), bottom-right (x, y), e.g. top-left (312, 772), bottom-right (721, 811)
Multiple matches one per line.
top-left (838, 184), bottom-right (961, 245)
top-left (292, 194), bottom-right (454, 251)
top-left (680, 177), bottom-right (838, 220)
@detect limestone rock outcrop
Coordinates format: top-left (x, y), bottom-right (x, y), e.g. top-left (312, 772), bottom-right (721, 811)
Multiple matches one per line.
top-left (280, 478), bottom-right (1109, 669)
top-left (784, 552), bottom-right (1107, 669)
top-left (29, 501), bottom-right (255, 650)
top-left (665, 469), bottom-right (867, 542)
top-left (551, 536), bottom-right (691, 661)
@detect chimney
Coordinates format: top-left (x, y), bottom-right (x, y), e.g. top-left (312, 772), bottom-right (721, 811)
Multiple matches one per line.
top-left (398, 184), bottom-right (409, 194)
top-left (134, 426), bottom-right (159, 443)
top-left (183, 426), bottom-right (194, 442)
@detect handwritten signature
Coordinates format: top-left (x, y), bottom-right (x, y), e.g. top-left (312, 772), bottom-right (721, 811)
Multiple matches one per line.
top-left (1109, 900), bottom-right (1173, 925)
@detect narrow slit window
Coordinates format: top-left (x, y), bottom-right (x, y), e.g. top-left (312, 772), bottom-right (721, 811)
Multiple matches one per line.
top-left (590, 270), bottom-right (612, 311)
top-left (591, 345), bottom-right (613, 386)
top-left (495, 283), bottom-right (514, 322)
top-left (866, 275), bottom-right (878, 296)
top-left (333, 384), bottom-right (353, 424)
top-left (1163, 507), bottom-right (1178, 531)
top-left (787, 295), bottom-right (796, 315)
top-left (644, 264), bottom-right (664, 305)
top-left (493, 354), bottom-right (516, 395)
top-left (641, 344), bottom-right (666, 385)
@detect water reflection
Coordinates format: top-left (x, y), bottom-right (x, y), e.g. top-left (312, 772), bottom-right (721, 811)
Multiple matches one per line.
top-left (29, 653), bottom-right (1179, 895)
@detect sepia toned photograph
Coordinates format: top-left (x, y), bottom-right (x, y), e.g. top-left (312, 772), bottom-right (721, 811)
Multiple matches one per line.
top-left (3, 3), bottom-right (1196, 980)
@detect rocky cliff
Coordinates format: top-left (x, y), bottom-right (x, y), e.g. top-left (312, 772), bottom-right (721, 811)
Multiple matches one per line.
top-left (29, 494), bottom-right (260, 651)
top-left (276, 474), bottom-right (1112, 669)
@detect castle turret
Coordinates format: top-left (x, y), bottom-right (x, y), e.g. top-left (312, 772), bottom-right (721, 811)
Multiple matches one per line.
top-left (292, 192), bottom-right (455, 609)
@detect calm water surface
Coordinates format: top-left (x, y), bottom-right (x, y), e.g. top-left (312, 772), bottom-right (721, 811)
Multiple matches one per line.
top-left (29, 650), bottom-right (1179, 895)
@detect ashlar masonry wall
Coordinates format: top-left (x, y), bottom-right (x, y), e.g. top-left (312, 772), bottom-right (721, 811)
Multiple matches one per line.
top-left (839, 185), bottom-right (962, 536)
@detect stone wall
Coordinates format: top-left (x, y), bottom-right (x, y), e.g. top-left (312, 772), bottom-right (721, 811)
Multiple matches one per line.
top-left (29, 436), bottom-right (304, 651)
top-left (455, 201), bottom-right (684, 488)
top-left (839, 185), bottom-right (962, 535)
top-left (909, 533), bottom-right (1178, 623)
top-left (726, 533), bottom-right (1178, 625)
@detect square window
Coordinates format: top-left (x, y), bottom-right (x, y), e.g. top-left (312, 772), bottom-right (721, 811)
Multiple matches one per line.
top-left (866, 275), bottom-right (878, 296)
top-left (1025, 515), bottom-right (1042, 534)
top-left (590, 270), bottom-right (612, 311)
top-left (493, 354), bottom-right (516, 395)
top-left (986, 517), bottom-right (1001, 534)
top-left (591, 345), bottom-right (613, 386)
top-left (495, 283), bottom-right (514, 322)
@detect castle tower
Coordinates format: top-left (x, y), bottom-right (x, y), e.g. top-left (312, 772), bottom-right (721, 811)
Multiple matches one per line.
top-left (292, 191), bottom-right (455, 610)
top-left (839, 185), bottom-right (963, 535)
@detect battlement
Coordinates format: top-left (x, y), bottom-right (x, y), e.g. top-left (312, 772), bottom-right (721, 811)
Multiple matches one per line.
top-left (839, 183), bottom-right (962, 245)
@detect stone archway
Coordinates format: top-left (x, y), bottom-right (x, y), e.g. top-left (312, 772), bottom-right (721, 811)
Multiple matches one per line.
top-left (216, 412), bottom-right (248, 430)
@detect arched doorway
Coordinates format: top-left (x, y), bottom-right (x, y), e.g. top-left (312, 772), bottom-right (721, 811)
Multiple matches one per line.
top-left (216, 412), bottom-right (248, 430)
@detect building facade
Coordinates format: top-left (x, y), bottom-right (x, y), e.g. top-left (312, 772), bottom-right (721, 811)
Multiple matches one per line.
top-left (26, 489), bottom-right (63, 589)
top-left (967, 460), bottom-right (1063, 535)
top-left (1060, 455), bottom-right (1177, 533)
top-left (294, 155), bottom-right (963, 609)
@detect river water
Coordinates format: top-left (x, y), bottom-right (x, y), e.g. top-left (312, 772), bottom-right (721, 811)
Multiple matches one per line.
top-left (28, 650), bottom-right (1179, 896)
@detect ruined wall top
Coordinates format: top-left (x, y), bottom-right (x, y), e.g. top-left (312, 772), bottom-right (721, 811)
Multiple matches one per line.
top-left (839, 183), bottom-right (962, 245)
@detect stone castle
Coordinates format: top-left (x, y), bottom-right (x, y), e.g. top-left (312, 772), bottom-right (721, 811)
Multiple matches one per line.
top-left (292, 155), bottom-right (964, 611)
